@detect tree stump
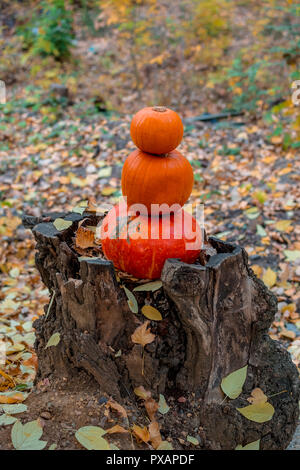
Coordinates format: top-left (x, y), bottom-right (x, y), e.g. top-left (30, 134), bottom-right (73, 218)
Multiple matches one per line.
top-left (23, 210), bottom-right (299, 450)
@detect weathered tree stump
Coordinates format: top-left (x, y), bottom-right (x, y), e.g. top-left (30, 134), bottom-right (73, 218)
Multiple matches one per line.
top-left (23, 211), bottom-right (299, 450)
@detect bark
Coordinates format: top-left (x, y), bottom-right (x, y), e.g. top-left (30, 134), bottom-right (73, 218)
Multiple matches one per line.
top-left (24, 211), bottom-right (299, 450)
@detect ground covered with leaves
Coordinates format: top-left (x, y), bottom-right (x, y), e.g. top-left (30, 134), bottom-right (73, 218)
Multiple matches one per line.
top-left (0, 103), bottom-right (299, 449)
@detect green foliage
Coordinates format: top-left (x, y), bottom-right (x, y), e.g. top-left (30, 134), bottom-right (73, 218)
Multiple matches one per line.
top-left (18, 0), bottom-right (75, 60)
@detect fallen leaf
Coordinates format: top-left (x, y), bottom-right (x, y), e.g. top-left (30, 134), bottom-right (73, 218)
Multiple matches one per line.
top-left (0, 392), bottom-right (25, 404)
top-left (262, 268), bottom-right (277, 288)
top-left (187, 435), bottom-right (199, 446)
top-left (106, 425), bottom-right (128, 434)
top-left (141, 305), bottom-right (162, 321)
top-left (101, 186), bottom-right (117, 196)
top-left (247, 388), bottom-right (267, 405)
top-left (106, 399), bottom-right (127, 418)
top-left (284, 250), bottom-right (300, 262)
top-left (1, 404), bottom-right (27, 414)
top-left (0, 414), bottom-right (17, 425)
top-left (132, 424), bottom-right (150, 443)
top-left (75, 426), bottom-right (109, 450)
top-left (157, 441), bottom-right (173, 450)
top-left (236, 439), bottom-right (260, 450)
top-left (123, 286), bottom-right (138, 314)
top-left (274, 220), bottom-right (292, 232)
top-left (45, 332), bottom-right (60, 349)
top-left (237, 402), bottom-right (275, 423)
top-left (221, 365), bottom-right (248, 399)
top-left (131, 321), bottom-right (155, 347)
top-left (134, 386), bottom-right (151, 400)
top-left (279, 328), bottom-right (296, 340)
top-left (158, 394), bottom-right (170, 414)
top-left (11, 419), bottom-right (47, 450)
top-left (75, 226), bottom-right (95, 249)
top-left (133, 281), bottom-right (162, 292)
top-left (145, 397), bottom-right (159, 421)
top-left (53, 218), bottom-right (72, 231)
top-left (149, 421), bottom-right (162, 449)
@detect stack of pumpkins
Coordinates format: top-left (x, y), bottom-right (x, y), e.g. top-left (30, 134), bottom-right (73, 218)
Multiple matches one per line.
top-left (101, 106), bottom-right (202, 279)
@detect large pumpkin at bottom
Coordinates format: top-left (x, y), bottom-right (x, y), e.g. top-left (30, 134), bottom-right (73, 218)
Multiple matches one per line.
top-left (100, 202), bottom-right (202, 279)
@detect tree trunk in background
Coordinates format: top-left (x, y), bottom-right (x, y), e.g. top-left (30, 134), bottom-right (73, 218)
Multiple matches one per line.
top-left (23, 211), bottom-right (299, 450)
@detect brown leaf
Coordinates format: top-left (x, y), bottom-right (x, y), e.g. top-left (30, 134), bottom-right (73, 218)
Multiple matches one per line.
top-left (106, 399), bottom-right (127, 418)
top-left (131, 321), bottom-right (155, 347)
top-left (106, 425), bottom-right (128, 434)
top-left (75, 226), bottom-right (95, 249)
top-left (145, 397), bottom-right (159, 422)
top-left (86, 197), bottom-right (98, 213)
top-left (149, 421), bottom-right (162, 449)
top-left (132, 424), bottom-right (150, 443)
top-left (247, 388), bottom-right (268, 405)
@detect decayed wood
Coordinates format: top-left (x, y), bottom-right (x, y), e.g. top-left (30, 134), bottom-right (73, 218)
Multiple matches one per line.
top-left (24, 211), bottom-right (299, 450)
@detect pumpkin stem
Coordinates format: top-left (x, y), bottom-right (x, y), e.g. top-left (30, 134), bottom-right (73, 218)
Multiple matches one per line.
top-left (152, 106), bottom-right (167, 113)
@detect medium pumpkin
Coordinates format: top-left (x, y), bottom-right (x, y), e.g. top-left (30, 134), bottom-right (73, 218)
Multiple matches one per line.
top-left (101, 202), bottom-right (202, 280)
top-left (121, 148), bottom-right (194, 214)
top-left (130, 106), bottom-right (184, 155)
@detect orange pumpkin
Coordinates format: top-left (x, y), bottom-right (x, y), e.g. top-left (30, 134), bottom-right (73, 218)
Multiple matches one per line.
top-left (121, 148), bottom-right (194, 214)
top-left (130, 106), bottom-right (184, 155)
top-left (101, 201), bottom-right (202, 279)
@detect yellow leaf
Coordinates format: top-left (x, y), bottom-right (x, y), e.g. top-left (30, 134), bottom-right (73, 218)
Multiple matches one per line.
top-left (262, 268), bottom-right (277, 288)
top-left (101, 186), bottom-right (117, 196)
top-left (141, 305), bottom-right (162, 321)
top-left (274, 220), bottom-right (292, 232)
top-left (131, 321), bottom-right (155, 347)
top-left (237, 402), bottom-right (275, 423)
top-left (277, 167), bottom-right (291, 176)
top-left (251, 265), bottom-right (263, 278)
top-left (53, 219), bottom-right (72, 231)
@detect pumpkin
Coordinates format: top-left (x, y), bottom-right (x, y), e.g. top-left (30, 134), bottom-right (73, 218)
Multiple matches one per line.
top-left (121, 148), bottom-right (194, 214)
top-left (100, 201), bottom-right (202, 280)
top-left (130, 106), bottom-right (184, 155)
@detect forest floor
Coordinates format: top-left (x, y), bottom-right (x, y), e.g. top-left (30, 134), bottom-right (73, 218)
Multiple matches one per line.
top-left (0, 103), bottom-right (299, 450)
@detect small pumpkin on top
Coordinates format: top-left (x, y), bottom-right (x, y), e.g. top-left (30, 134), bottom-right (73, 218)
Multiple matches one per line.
top-left (130, 106), bottom-right (184, 155)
